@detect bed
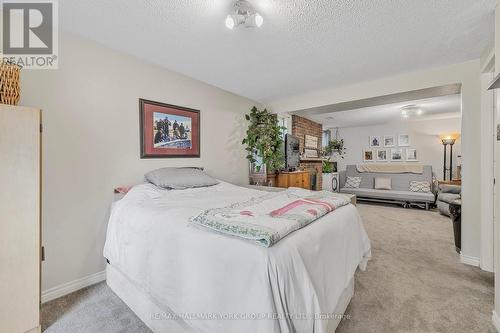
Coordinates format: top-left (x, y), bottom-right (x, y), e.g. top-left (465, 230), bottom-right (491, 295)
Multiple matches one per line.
top-left (103, 181), bottom-right (371, 333)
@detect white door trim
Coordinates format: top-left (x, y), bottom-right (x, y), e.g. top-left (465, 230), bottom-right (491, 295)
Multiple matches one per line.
top-left (480, 72), bottom-right (495, 272)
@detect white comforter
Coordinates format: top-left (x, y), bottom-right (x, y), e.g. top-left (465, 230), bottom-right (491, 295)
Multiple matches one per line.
top-left (103, 181), bottom-right (371, 333)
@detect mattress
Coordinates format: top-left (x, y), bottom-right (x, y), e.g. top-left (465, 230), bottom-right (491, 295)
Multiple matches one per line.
top-left (103, 181), bottom-right (371, 333)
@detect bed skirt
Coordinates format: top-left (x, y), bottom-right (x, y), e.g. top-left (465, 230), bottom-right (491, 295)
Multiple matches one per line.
top-left (106, 263), bottom-right (355, 333)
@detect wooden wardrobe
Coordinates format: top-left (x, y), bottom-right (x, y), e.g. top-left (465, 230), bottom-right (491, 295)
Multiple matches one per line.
top-left (0, 104), bottom-right (42, 333)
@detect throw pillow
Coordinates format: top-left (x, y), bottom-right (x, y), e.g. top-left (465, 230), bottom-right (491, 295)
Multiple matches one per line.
top-left (410, 181), bottom-right (431, 193)
top-left (344, 176), bottom-right (362, 189)
top-left (375, 177), bottom-right (392, 190)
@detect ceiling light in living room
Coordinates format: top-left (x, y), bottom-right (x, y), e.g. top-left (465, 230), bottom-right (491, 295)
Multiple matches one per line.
top-left (400, 105), bottom-right (423, 119)
top-left (226, 0), bottom-right (263, 30)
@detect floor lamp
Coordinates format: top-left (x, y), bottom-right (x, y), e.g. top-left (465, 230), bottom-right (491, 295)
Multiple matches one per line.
top-left (440, 134), bottom-right (459, 181)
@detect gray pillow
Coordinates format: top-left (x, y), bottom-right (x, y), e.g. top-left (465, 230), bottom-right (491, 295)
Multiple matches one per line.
top-left (440, 184), bottom-right (461, 194)
top-left (145, 167), bottom-right (219, 190)
top-left (344, 176), bottom-right (362, 189)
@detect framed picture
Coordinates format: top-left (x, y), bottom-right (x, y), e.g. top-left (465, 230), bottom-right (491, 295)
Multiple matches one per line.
top-left (305, 135), bottom-right (319, 149)
top-left (406, 148), bottom-right (418, 161)
top-left (391, 148), bottom-right (403, 161)
top-left (363, 149), bottom-right (374, 162)
top-left (376, 149), bottom-right (388, 161)
top-left (369, 136), bottom-right (382, 147)
top-left (140, 99), bottom-right (200, 158)
top-left (398, 134), bottom-right (410, 147)
top-left (304, 148), bottom-right (319, 158)
top-left (384, 135), bottom-right (395, 147)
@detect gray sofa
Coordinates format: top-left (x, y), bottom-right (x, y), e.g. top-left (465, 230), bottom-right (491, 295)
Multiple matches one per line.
top-left (339, 165), bottom-right (435, 209)
top-left (436, 185), bottom-right (461, 216)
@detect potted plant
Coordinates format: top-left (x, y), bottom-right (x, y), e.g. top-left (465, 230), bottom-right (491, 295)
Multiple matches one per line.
top-left (321, 138), bottom-right (346, 191)
top-left (242, 107), bottom-right (286, 178)
top-left (322, 138), bottom-right (346, 172)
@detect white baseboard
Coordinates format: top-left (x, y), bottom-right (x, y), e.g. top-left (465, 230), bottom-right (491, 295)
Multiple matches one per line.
top-left (42, 270), bottom-right (106, 303)
top-left (460, 254), bottom-right (480, 267)
top-left (492, 310), bottom-right (500, 332)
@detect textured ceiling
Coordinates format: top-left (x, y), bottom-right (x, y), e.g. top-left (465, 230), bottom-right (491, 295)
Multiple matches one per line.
top-left (60, 0), bottom-right (495, 103)
top-left (312, 94), bottom-right (461, 128)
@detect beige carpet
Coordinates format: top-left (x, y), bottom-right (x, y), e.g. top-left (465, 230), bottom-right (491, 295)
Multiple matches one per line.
top-left (337, 203), bottom-right (494, 333)
top-left (42, 203), bottom-right (495, 332)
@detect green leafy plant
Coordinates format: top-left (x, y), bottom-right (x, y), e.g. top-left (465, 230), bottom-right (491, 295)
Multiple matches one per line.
top-left (322, 160), bottom-right (334, 173)
top-left (242, 106), bottom-right (286, 172)
top-left (323, 138), bottom-right (346, 158)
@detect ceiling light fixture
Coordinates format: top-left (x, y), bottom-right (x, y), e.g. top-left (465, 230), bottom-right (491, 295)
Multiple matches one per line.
top-left (225, 0), bottom-right (263, 30)
top-left (400, 105), bottom-right (423, 119)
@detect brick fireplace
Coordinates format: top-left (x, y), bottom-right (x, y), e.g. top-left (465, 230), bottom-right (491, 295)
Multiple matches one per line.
top-left (291, 115), bottom-right (323, 190)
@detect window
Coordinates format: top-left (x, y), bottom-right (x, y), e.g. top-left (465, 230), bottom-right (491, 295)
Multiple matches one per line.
top-left (322, 130), bottom-right (331, 147)
top-left (278, 115), bottom-right (291, 138)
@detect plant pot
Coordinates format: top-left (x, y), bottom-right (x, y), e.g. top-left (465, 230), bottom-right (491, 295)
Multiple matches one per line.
top-left (322, 172), bottom-right (339, 192)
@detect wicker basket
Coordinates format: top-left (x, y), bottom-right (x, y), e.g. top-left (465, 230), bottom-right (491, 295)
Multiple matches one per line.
top-left (0, 62), bottom-right (21, 105)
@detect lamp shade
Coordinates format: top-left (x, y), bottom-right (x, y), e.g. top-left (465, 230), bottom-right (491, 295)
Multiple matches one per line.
top-left (440, 133), bottom-right (460, 144)
top-left (439, 133), bottom-right (460, 141)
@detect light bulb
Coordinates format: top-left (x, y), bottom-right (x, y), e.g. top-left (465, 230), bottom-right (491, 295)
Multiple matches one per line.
top-left (225, 15), bottom-right (236, 29)
top-left (254, 13), bottom-right (263, 27)
top-left (401, 110), bottom-right (407, 116)
top-left (416, 109), bottom-right (423, 115)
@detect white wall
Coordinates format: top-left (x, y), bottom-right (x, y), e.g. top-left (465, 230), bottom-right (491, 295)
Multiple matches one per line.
top-left (493, 0), bottom-right (500, 326)
top-left (19, 32), bottom-right (260, 291)
top-left (269, 60), bottom-right (482, 262)
top-left (335, 117), bottom-right (462, 180)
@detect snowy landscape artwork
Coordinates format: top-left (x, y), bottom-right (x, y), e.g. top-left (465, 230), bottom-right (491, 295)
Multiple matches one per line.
top-left (153, 112), bottom-right (192, 149)
top-left (140, 99), bottom-right (200, 158)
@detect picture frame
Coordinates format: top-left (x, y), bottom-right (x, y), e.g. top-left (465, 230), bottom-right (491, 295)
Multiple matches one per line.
top-left (363, 149), bottom-right (374, 162)
top-left (305, 134), bottom-right (319, 149)
top-left (376, 149), bottom-right (388, 162)
top-left (369, 136), bottom-right (382, 147)
top-left (390, 148), bottom-right (403, 161)
top-left (384, 135), bottom-right (395, 147)
top-left (406, 148), bottom-right (418, 161)
top-left (139, 99), bottom-right (200, 158)
top-left (398, 134), bottom-right (410, 147)
top-left (304, 148), bottom-right (319, 158)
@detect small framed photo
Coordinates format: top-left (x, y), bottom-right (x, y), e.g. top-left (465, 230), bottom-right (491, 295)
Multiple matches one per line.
top-left (369, 136), bottom-right (382, 147)
top-left (384, 135), bottom-right (395, 147)
top-left (406, 148), bottom-right (418, 161)
top-left (304, 148), bottom-right (319, 158)
top-left (376, 149), bottom-right (388, 161)
top-left (363, 149), bottom-right (374, 162)
top-left (398, 134), bottom-right (410, 147)
top-left (391, 148), bottom-right (403, 161)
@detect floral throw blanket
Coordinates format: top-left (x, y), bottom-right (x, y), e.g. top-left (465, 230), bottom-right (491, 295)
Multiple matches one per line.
top-left (190, 188), bottom-right (349, 247)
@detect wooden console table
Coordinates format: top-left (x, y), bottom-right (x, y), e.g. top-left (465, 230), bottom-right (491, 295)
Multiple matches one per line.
top-left (276, 171), bottom-right (310, 189)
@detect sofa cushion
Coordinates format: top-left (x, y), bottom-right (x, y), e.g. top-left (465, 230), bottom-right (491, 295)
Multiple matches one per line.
top-left (409, 181), bottom-right (431, 193)
top-left (375, 177), bottom-right (392, 190)
top-left (340, 187), bottom-right (435, 203)
top-left (344, 176), bottom-right (362, 189)
top-left (440, 184), bottom-right (461, 194)
top-left (437, 192), bottom-right (460, 204)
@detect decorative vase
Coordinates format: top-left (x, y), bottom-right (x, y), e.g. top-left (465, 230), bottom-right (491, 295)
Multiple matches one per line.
top-left (0, 62), bottom-right (21, 105)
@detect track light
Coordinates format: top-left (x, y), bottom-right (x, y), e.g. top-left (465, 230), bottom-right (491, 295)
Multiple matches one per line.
top-left (226, 0), bottom-right (263, 29)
